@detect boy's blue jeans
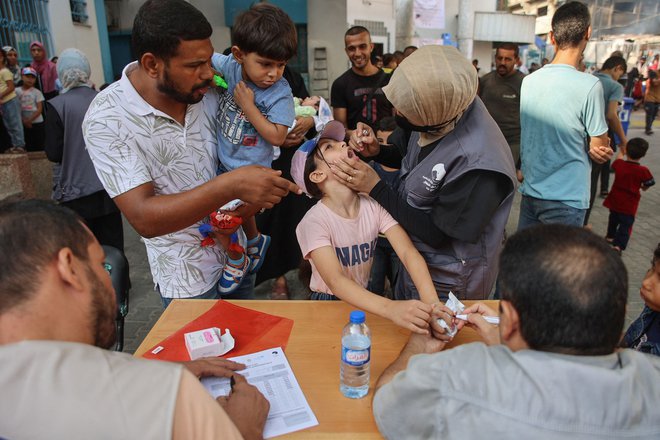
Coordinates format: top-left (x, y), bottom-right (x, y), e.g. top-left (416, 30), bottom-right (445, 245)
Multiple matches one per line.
top-left (160, 273), bottom-right (256, 308)
top-left (606, 210), bottom-right (635, 250)
top-left (517, 195), bottom-right (586, 231)
top-left (1, 97), bottom-right (25, 148)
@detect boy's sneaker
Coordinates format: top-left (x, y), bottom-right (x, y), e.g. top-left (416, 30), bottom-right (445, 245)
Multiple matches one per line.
top-left (218, 254), bottom-right (249, 294)
top-left (247, 233), bottom-right (271, 274)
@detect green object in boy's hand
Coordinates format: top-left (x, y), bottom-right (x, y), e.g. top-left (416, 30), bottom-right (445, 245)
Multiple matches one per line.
top-left (213, 74), bottom-right (228, 89)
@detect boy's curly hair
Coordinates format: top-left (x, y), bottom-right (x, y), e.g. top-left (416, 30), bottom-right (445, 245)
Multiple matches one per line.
top-left (232, 3), bottom-right (297, 61)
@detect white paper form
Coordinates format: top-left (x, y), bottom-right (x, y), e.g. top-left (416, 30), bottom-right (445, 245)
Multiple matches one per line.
top-left (201, 347), bottom-right (318, 438)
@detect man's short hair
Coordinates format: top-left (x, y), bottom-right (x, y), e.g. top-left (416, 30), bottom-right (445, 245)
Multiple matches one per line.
top-left (0, 200), bottom-right (93, 314)
top-left (602, 55), bottom-right (627, 72)
top-left (232, 3), bottom-right (297, 61)
top-left (499, 225), bottom-right (627, 355)
top-left (626, 137), bottom-right (649, 160)
top-left (551, 1), bottom-right (591, 49)
top-left (345, 26), bottom-right (371, 40)
top-left (132, 0), bottom-right (212, 62)
top-left (497, 43), bottom-right (520, 58)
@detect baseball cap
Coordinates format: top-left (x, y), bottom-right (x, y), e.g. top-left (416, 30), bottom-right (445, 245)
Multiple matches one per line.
top-left (22, 67), bottom-right (38, 77)
top-left (290, 120), bottom-right (346, 196)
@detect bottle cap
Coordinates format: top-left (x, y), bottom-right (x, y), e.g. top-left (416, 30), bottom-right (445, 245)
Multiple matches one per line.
top-left (349, 310), bottom-right (365, 324)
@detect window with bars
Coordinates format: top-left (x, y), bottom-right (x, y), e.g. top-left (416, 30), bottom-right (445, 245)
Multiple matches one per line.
top-left (288, 25), bottom-right (308, 74)
top-left (0, 0), bottom-right (54, 65)
top-left (70, 0), bottom-right (88, 24)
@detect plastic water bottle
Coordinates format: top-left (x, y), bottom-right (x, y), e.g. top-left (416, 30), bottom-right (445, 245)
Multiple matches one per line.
top-left (340, 310), bottom-right (371, 398)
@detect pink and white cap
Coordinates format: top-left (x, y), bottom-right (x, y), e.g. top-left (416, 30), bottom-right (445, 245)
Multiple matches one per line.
top-left (21, 67), bottom-right (38, 77)
top-left (290, 120), bottom-right (346, 196)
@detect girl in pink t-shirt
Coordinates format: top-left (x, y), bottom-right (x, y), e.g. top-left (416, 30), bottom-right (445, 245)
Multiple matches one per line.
top-left (293, 121), bottom-right (444, 334)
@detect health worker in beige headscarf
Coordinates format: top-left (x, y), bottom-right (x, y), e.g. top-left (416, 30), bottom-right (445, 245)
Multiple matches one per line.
top-left (331, 45), bottom-right (517, 301)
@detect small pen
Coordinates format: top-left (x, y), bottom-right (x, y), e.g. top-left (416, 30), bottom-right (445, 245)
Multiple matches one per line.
top-left (455, 314), bottom-right (500, 325)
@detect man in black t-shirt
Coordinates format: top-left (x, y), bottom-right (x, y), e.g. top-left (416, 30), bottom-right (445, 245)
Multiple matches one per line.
top-left (478, 43), bottom-right (525, 167)
top-left (331, 26), bottom-right (393, 134)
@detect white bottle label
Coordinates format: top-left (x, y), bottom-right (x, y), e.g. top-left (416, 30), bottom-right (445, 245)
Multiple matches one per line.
top-left (342, 346), bottom-right (370, 366)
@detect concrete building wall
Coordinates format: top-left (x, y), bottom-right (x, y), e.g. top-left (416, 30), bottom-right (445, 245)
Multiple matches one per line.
top-left (49, 0), bottom-right (105, 87)
top-left (111, 0), bottom-right (232, 51)
top-left (345, 0), bottom-right (396, 54)
top-left (394, 0), bottom-right (413, 50)
top-left (113, 0), bottom-right (141, 30)
top-left (191, 0), bottom-right (232, 53)
top-left (307, 0), bottom-right (347, 97)
top-left (394, 0), bottom-right (498, 76)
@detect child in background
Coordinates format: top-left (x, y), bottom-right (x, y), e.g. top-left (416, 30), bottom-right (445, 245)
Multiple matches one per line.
top-left (293, 121), bottom-right (440, 334)
top-left (603, 138), bottom-right (655, 253)
top-left (621, 243), bottom-right (660, 356)
top-left (209, 3), bottom-right (296, 292)
top-left (0, 47), bottom-right (25, 153)
top-left (16, 67), bottom-right (45, 151)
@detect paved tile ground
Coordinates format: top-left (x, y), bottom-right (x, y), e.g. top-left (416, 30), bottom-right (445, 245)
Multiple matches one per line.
top-left (122, 110), bottom-right (659, 354)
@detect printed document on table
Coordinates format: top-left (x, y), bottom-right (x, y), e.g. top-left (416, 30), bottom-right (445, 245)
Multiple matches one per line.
top-left (201, 347), bottom-right (318, 438)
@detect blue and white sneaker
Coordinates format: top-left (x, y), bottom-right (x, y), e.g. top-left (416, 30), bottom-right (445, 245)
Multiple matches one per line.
top-left (247, 233), bottom-right (271, 274)
top-left (218, 254), bottom-right (249, 294)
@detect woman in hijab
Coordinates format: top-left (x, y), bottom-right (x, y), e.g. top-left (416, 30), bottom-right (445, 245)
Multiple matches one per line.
top-left (329, 46), bottom-right (517, 301)
top-left (44, 48), bottom-right (124, 251)
top-left (30, 41), bottom-right (58, 100)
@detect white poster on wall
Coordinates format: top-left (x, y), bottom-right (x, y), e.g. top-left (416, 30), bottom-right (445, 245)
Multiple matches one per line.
top-left (414, 37), bottom-right (444, 47)
top-left (414, 0), bottom-right (445, 29)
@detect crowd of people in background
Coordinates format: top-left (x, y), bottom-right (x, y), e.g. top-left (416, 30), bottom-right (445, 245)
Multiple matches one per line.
top-left (0, 0), bottom-right (656, 313)
top-left (0, 1), bottom-right (656, 300)
top-left (1, 42), bottom-right (59, 153)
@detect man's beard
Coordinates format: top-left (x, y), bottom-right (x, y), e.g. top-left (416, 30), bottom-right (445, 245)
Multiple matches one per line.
top-left (157, 68), bottom-right (210, 104)
top-left (497, 65), bottom-right (510, 76)
top-left (86, 267), bottom-right (118, 350)
top-left (351, 56), bottom-right (368, 69)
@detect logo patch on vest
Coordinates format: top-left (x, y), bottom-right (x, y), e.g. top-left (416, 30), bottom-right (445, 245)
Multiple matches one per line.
top-left (423, 163), bottom-right (446, 192)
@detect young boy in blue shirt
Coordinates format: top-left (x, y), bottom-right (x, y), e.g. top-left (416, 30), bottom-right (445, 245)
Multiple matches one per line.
top-left (210, 3), bottom-right (296, 292)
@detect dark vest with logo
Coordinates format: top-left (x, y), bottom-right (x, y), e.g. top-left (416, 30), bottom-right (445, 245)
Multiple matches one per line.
top-left (396, 98), bottom-right (516, 300)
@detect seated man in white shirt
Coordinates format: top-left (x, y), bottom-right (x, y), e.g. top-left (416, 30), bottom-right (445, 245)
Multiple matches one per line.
top-left (373, 224), bottom-right (660, 439)
top-left (0, 200), bottom-right (269, 440)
